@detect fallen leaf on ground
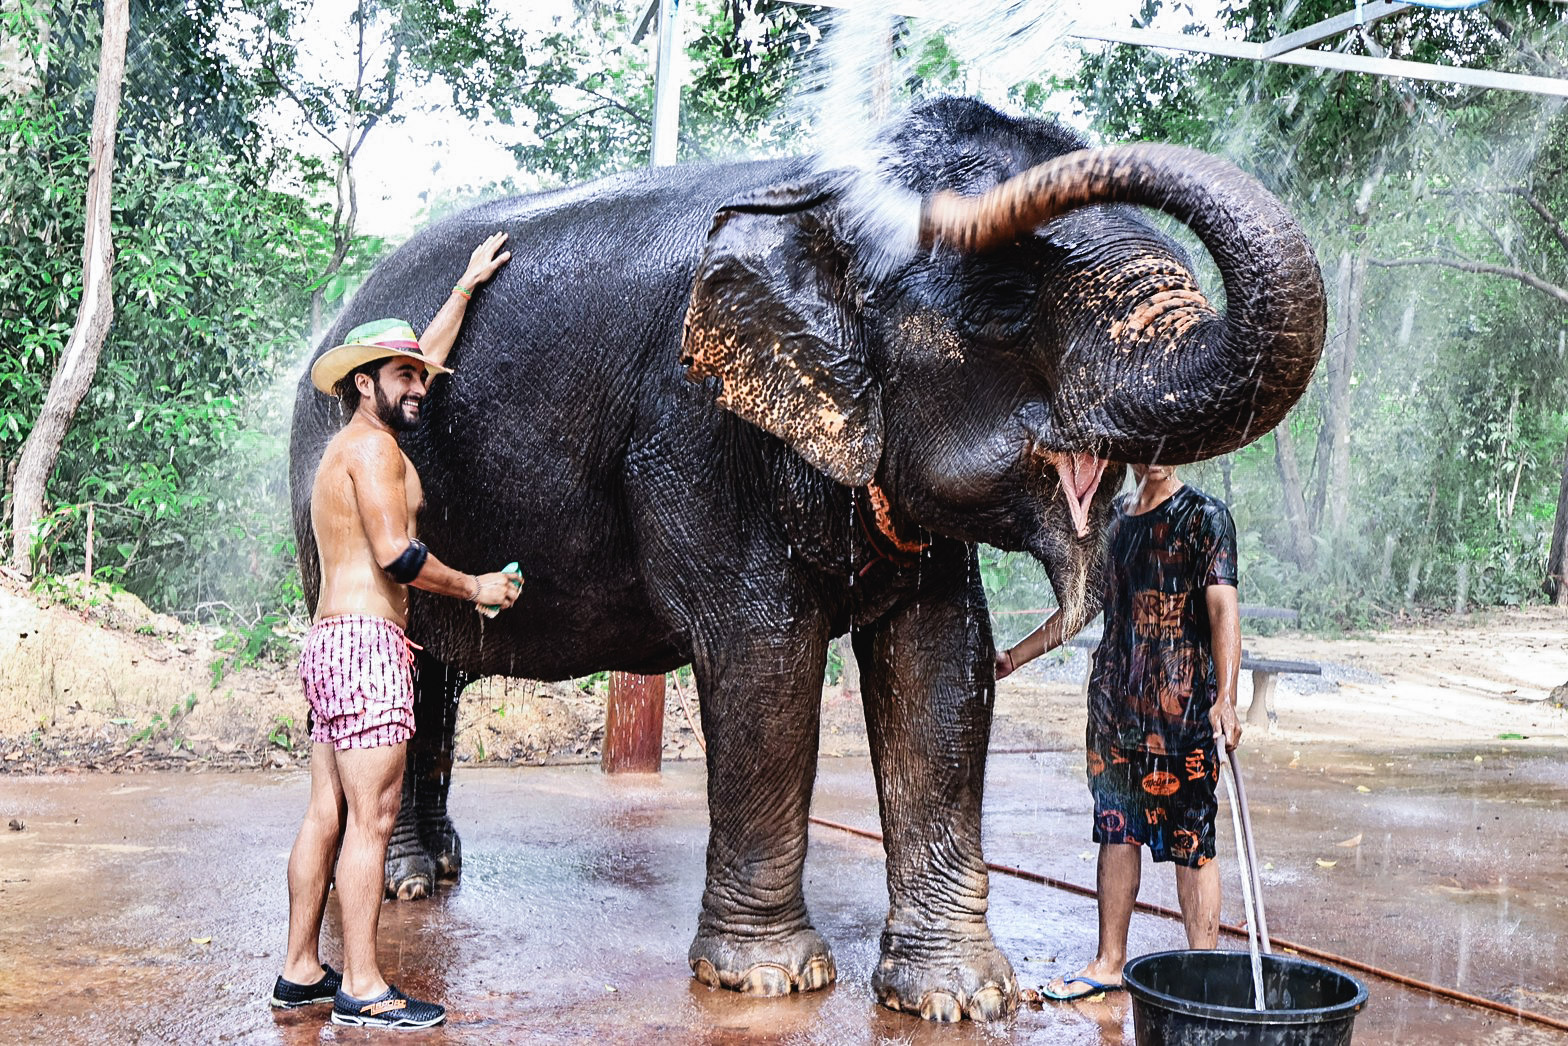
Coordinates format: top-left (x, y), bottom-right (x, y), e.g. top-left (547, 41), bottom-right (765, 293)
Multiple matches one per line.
top-left (190, 936), bottom-right (211, 945)
top-left (1337, 833), bottom-right (1363, 848)
top-left (1355, 785), bottom-right (1371, 793)
top-left (1315, 859), bottom-right (1338, 869)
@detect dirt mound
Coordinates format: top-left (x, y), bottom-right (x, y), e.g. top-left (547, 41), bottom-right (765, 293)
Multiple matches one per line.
top-left (0, 576), bottom-right (618, 773)
top-left (0, 576), bottom-right (1562, 773)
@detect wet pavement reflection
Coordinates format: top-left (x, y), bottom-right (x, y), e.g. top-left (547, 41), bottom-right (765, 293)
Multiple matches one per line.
top-left (2, 746), bottom-right (1565, 1043)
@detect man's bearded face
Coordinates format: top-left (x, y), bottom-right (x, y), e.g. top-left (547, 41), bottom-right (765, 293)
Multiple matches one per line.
top-left (372, 371), bottom-right (422, 432)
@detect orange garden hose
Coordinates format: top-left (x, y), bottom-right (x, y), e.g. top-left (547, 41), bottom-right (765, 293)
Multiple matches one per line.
top-left (807, 815), bottom-right (1568, 1033)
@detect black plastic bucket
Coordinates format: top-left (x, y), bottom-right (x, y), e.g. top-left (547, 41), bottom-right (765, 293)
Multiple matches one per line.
top-left (1123, 950), bottom-right (1368, 1046)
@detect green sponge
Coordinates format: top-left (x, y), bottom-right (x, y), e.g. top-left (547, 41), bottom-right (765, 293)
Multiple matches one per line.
top-left (480, 561), bottom-right (521, 618)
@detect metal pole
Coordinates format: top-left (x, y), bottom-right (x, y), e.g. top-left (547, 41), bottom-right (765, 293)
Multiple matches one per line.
top-left (1219, 751), bottom-right (1266, 1011)
top-left (651, 0), bottom-right (682, 166)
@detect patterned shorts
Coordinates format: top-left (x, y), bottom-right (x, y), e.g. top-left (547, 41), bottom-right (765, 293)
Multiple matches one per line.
top-left (299, 615), bottom-right (416, 751)
top-left (1086, 738), bottom-right (1218, 868)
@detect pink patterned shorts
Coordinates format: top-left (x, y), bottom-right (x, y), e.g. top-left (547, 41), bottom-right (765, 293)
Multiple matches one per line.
top-left (299, 615), bottom-right (416, 750)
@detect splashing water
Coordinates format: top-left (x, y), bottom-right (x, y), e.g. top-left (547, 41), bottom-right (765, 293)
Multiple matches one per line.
top-left (797, 1), bottom-right (1076, 280)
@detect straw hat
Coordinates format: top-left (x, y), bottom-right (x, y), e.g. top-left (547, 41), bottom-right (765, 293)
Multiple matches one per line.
top-left (310, 318), bottom-right (453, 395)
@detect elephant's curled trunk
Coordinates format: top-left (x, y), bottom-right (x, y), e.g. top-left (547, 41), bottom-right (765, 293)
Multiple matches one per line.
top-left (920, 143), bottom-right (1326, 464)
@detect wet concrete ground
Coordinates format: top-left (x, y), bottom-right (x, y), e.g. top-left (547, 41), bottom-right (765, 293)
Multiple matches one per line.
top-left (2, 746), bottom-right (1566, 1044)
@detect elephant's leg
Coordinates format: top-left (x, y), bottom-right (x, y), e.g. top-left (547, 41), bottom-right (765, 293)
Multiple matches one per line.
top-left (384, 650), bottom-right (472, 900)
top-left (854, 552), bottom-right (1015, 1022)
top-left (687, 623), bottom-right (836, 997)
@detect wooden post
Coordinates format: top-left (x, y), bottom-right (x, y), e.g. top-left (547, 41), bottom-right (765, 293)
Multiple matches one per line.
top-left (1247, 670), bottom-right (1278, 727)
top-left (601, 672), bottom-right (664, 774)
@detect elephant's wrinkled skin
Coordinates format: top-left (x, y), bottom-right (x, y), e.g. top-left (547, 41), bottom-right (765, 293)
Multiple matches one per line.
top-left (289, 98), bottom-right (1325, 1021)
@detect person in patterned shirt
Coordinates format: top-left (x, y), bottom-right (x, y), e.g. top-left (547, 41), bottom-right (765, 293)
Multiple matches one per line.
top-left (999, 463), bottom-right (1241, 1001)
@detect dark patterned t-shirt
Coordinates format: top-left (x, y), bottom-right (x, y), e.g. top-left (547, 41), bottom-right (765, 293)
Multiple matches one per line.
top-left (1087, 485), bottom-right (1238, 755)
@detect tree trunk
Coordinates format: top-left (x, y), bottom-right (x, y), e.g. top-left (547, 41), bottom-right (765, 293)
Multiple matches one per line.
top-left (1311, 251), bottom-right (1363, 532)
top-left (1546, 433), bottom-right (1568, 605)
top-left (9, 0), bottom-right (128, 572)
top-left (1274, 427), bottom-right (1314, 570)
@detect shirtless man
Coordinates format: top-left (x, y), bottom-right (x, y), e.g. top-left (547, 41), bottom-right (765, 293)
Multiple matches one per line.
top-left (269, 234), bottom-right (520, 1029)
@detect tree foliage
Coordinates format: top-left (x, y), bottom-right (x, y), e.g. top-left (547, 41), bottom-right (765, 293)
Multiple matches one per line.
top-left (505, 0), bottom-right (828, 183)
top-left (1063, 0), bottom-right (1568, 623)
top-left (8, 0), bottom-right (1562, 631)
top-left (0, 0), bottom-right (828, 621)
top-left (0, 0), bottom-right (341, 617)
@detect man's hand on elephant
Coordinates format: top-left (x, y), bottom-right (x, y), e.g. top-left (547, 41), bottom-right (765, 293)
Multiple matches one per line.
top-left (1210, 699), bottom-right (1241, 752)
top-left (472, 569), bottom-right (523, 613)
top-left (462, 232), bottom-right (511, 290)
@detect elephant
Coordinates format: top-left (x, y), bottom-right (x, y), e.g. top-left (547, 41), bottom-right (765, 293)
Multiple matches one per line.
top-left (288, 96), bottom-right (1325, 1021)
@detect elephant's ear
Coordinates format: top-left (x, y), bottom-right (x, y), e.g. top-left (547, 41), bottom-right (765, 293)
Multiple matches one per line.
top-left (681, 176), bottom-right (882, 487)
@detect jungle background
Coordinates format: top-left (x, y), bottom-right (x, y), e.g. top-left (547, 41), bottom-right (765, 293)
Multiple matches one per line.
top-left (0, 0), bottom-right (1565, 699)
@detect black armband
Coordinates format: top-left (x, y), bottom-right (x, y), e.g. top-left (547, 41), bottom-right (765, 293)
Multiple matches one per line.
top-left (383, 539), bottom-right (429, 583)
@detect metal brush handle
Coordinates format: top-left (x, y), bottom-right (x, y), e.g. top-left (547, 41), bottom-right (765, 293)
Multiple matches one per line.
top-left (1219, 746), bottom-right (1266, 1011)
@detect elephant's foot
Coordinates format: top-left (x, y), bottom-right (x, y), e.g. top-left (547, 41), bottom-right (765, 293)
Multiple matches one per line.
top-left (419, 815), bottom-right (462, 882)
top-left (384, 820), bottom-right (436, 901)
top-left (688, 928), bottom-right (836, 997)
top-left (873, 931), bottom-right (1017, 1022)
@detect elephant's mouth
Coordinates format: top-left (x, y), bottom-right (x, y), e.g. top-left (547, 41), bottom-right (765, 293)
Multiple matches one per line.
top-left (1048, 451), bottom-right (1108, 539)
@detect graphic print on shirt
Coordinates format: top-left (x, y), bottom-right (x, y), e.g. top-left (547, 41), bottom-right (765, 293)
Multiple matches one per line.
top-left (1087, 485), bottom-right (1238, 755)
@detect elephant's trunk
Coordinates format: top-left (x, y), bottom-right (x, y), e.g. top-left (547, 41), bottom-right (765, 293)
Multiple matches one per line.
top-left (919, 143), bottom-right (1325, 463)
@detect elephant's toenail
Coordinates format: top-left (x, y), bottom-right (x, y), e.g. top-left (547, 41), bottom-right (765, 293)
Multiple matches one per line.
top-left (801, 956), bottom-right (834, 991)
top-left (691, 958), bottom-right (721, 988)
top-left (920, 991), bottom-right (962, 1022)
top-left (968, 985), bottom-right (1010, 1021)
top-left (395, 875), bottom-right (432, 901)
top-left (739, 963), bottom-right (792, 997)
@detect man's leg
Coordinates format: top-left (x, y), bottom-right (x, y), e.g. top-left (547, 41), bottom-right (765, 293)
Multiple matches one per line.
top-left (1173, 858), bottom-right (1221, 949)
top-left (334, 741), bottom-right (407, 1000)
top-left (282, 742), bottom-right (346, 984)
top-left (1045, 842), bottom-right (1141, 994)
top-left (1089, 842), bottom-right (1142, 980)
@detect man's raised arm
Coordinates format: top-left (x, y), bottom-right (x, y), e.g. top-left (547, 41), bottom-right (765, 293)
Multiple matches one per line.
top-left (419, 232), bottom-right (512, 368)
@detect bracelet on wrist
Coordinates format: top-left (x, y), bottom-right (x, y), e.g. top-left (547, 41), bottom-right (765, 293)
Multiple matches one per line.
top-left (468, 574), bottom-right (480, 601)
top-left (452, 284), bottom-right (472, 301)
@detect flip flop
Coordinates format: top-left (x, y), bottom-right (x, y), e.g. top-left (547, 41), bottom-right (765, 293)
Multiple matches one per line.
top-left (1040, 973), bottom-right (1125, 1001)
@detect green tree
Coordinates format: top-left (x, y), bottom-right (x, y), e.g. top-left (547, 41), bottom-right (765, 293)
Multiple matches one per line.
top-left (0, 0), bottom-right (349, 615)
top-left (1062, 0), bottom-right (1568, 620)
top-left (507, 0), bottom-right (829, 183)
top-left (247, 0), bottom-right (536, 330)
top-left (8, 0), bottom-right (127, 572)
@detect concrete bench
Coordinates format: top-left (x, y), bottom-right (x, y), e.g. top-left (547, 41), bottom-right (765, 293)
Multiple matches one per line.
top-left (1046, 606), bottom-right (1320, 726)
